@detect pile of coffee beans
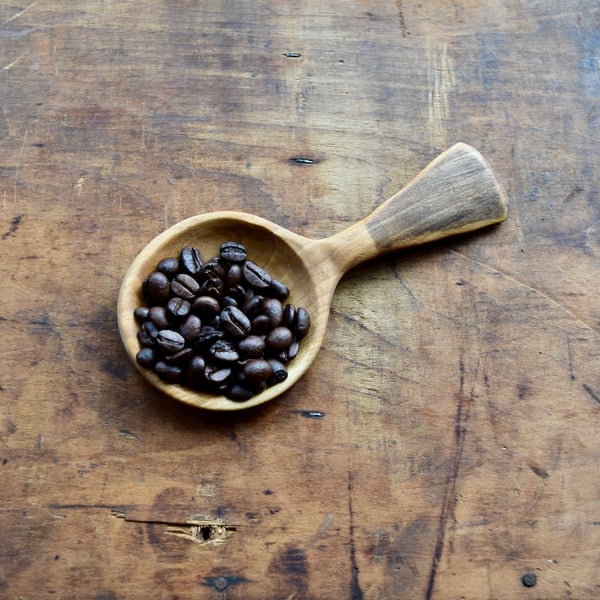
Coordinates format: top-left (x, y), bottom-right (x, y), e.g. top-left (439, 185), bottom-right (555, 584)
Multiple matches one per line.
top-left (133, 241), bottom-right (310, 401)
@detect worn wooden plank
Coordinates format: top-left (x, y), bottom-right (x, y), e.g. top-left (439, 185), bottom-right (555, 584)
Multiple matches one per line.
top-left (1, 0), bottom-right (599, 598)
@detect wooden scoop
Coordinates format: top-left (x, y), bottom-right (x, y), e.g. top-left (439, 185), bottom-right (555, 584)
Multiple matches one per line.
top-left (117, 143), bottom-right (508, 411)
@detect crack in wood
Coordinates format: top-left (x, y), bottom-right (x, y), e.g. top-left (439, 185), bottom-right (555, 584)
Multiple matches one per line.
top-left (112, 511), bottom-right (236, 545)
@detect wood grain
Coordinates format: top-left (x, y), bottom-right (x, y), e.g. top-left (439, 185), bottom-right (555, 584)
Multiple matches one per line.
top-left (1, 1), bottom-right (599, 598)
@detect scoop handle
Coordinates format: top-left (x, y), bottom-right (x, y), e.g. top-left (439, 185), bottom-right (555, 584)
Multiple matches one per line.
top-left (325, 143), bottom-right (509, 273)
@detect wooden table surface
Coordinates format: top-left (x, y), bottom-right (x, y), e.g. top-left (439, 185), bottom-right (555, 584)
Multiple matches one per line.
top-left (1, 1), bottom-right (599, 598)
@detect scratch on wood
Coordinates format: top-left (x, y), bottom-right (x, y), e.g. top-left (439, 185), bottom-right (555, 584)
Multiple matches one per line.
top-left (448, 248), bottom-right (600, 334)
top-left (427, 44), bottom-right (455, 148)
top-left (2, 214), bottom-right (24, 240)
top-left (424, 355), bottom-right (473, 600)
top-left (347, 470), bottom-right (364, 600)
top-left (1, 0), bottom-right (40, 26)
top-left (396, 0), bottom-right (409, 37)
top-left (583, 383), bottom-right (600, 405)
top-left (3, 52), bottom-right (27, 71)
top-left (13, 129), bottom-right (28, 203)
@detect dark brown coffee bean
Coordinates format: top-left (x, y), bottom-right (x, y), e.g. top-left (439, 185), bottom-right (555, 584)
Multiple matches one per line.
top-left (243, 260), bottom-right (272, 289)
top-left (251, 314), bottom-right (271, 335)
top-left (237, 335), bottom-right (266, 358)
top-left (283, 303), bottom-right (296, 328)
top-left (167, 297), bottom-right (191, 320)
top-left (149, 306), bottom-right (171, 330)
top-left (209, 339), bottom-right (240, 362)
top-left (226, 283), bottom-right (246, 304)
top-left (141, 320), bottom-right (160, 342)
top-left (156, 329), bottom-right (185, 354)
top-left (137, 328), bottom-right (154, 348)
top-left (165, 347), bottom-right (194, 365)
top-left (171, 273), bottom-right (200, 299)
top-left (180, 246), bottom-right (203, 276)
top-left (266, 326), bottom-right (293, 352)
top-left (142, 271), bottom-right (170, 305)
top-left (204, 365), bottom-right (233, 385)
top-left (195, 325), bottom-right (224, 348)
top-left (262, 297), bottom-right (283, 327)
top-left (225, 264), bottom-right (242, 289)
top-left (243, 359), bottom-right (273, 383)
top-left (136, 347), bottom-right (157, 368)
top-left (221, 296), bottom-right (238, 308)
top-left (220, 241), bottom-right (247, 263)
top-left (295, 307), bottom-right (311, 339)
top-left (268, 359), bottom-right (288, 383)
top-left (200, 259), bottom-right (226, 280)
top-left (179, 314), bottom-right (202, 343)
top-left (220, 306), bottom-right (251, 338)
top-left (242, 294), bottom-right (263, 318)
top-left (154, 361), bottom-right (183, 383)
top-left (269, 279), bottom-right (290, 301)
top-left (198, 276), bottom-right (223, 298)
top-left (192, 295), bottom-right (220, 318)
top-left (157, 257), bottom-right (179, 278)
top-left (279, 339), bottom-right (299, 362)
top-left (226, 384), bottom-right (255, 401)
top-left (134, 306), bottom-right (150, 323)
top-left (184, 355), bottom-right (206, 388)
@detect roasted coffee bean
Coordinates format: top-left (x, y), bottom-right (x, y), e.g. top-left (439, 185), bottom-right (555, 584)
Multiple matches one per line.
top-left (226, 384), bottom-right (255, 401)
top-left (251, 314), bottom-right (271, 335)
top-left (157, 257), bottom-right (179, 278)
top-left (179, 314), bottom-right (202, 343)
top-left (266, 326), bottom-right (293, 352)
top-left (204, 365), bottom-right (233, 385)
top-left (156, 329), bottom-right (185, 354)
top-left (154, 361), bottom-right (183, 383)
top-left (242, 294), bottom-right (263, 318)
top-left (136, 347), bottom-right (157, 368)
top-left (149, 306), bottom-right (171, 330)
top-left (142, 271), bottom-right (170, 305)
top-left (268, 359), bottom-right (288, 383)
top-left (220, 306), bottom-right (251, 338)
top-left (192, 295), bottom-right (220, 318)
top-left (195, 325), bottom-right (224, 348)
top-left (225, 264), bottom-right (242, 289)
top-left (165, 347), bottom-right (194, 365)
top-left (221, 296), bottom-right (238, 308)
top-left (167, 297), bottom-right (191, 320)
top-left (269, 279), bottom-right (290, 301)
top-left (209, 339), bottom-right (240, 362)
top-left (184, 355), bottom-right (206, 388)
top-left (237, 335), bottom-right (266, 358)
top-left (200, 259), bottom-right (226, 280)
top-left (283, 303), bottom-right (297, 329)
top-left (295, 307), bottom-right (311, 339)
top-left (243, 260), bottom-right (272, 289)
top-left (198, 276), bottom-right (223, 298)
top-left (137, 328), bottom-right (154, 348)
top-left (171, 273), bottom-right (200, 299)
top-left (226, 283), bottom-right (246, 304)
top-left (220, 241), bottom-right (247, 263)
top-left (180, 246), bottom-right (203, 276)
top-left (243, 359), bottom-right (273, 383)
top-left (141, 320), bottom-right (160, 342)
top-left (262, 298), bottom-right (283, 327)
top-left (134, 306), bottom-right (150, 323)
top-left (279, 339), bottom-right (299, 362)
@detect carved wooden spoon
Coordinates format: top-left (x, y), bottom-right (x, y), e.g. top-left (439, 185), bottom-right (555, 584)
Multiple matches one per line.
top-left (118, 143), bottom-right (508, 411)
